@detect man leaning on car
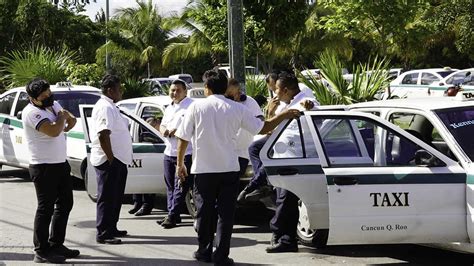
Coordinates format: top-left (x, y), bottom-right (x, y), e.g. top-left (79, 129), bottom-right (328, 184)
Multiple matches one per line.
top-left (22, 78), bottom-right (79, 263)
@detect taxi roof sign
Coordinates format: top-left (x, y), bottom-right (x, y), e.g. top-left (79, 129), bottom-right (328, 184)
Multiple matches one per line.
top-left (456, 91), bottom-right (474, 101)
top-left (55, 81), bottom-right (73, 88)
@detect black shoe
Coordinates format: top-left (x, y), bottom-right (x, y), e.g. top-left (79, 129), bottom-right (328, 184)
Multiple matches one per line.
top-left (237, 185), bottom-right (254, 203)
top-left (214, 257), bottom-right (234, 266)
top-left (96, 237), bottom-right (122, 244)
top-left (128, 203), bottom-right (142, 214)
top-left (265, 242), bottom-right (298, 253)
top-left (161, 216), bottom-right (177, 229)
top-left (245, 186), bottom-right (272, 201)
top-left (50, 244), bottom-right (80, 258)
top-left (135, 207), bottom-right (152, 216)
top-left (33, 252), bottom-right (66, 263)
top-left (193, 251), bottom-right (212, 263)
top-left (112, 229), bottom-right (128, 237)
top-left (157, 216), bottom-right (181, 225)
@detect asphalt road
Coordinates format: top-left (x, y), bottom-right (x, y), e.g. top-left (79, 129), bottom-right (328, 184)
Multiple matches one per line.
top-left (1, 167), bottom-right (474, 265)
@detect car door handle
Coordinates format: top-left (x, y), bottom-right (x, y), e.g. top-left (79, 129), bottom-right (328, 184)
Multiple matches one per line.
top-left (333, 176), bottom-right (358, 186)
top-left (8, 127), bottom-right (14, 130)
top-left (277, 167), bottom-right (299, 176)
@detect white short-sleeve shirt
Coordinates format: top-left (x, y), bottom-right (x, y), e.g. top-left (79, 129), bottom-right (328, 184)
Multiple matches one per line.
top-left (22, 101), bottom-right (67, 164)
top-left (161, 97), bottom-right (193, 157)
top-left (90, 95), bottom-right (133, 166)
top-left (236, 96), bottom-right (264, 159)
top-left (175, 94), bottom-right (264, 174)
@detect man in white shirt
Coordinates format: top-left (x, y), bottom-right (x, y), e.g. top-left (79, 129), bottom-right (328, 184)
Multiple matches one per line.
top-left (174, 69), bottom-right (300, 265)
top-left (266, 71), bottom-right (318, 254)
top-left (225, 78), bottom-right (264, 178)
top-left (157, 79), bottom-right (194, 228)
top-left (22, 79), bottom-right (79, 263)
top-left (90, 74), bottom-right (132, 245)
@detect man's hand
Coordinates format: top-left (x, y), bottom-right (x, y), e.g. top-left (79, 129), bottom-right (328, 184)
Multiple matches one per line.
top-left (176, 164), bottom-right (188, 184)
top-left (300, 100), bottom-right (314, 110)
top-left (280, 109), bottom-right (301, 120)
top-left (60, 109), bottom-right (76, 132)
top-left (163, 129), bottom-right (170, 137)
top-left (56, 110), bottom-right (67, 123)
top-left (168, 128), bottom-right (177, 138)
top-left (266, 96), bottom-right (280, 117)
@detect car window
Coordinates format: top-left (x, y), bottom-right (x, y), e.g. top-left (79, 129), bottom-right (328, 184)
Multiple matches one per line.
top-left (117, 103), bottom-right (137, 113)
top-left (54, 91), bottom-right (100, 117)
top-left (141, 105), bottom-right (164, 121)
top-left (0, 92), bottom-right (16, 115)
top-left (446, 72), bottom-right (470, 85)
top-left (14, 92), bottom-right (29, 116)
top-left (436, 106), bottom-right (474, 161)
top-left (421, 73), bottom-right (439, 85)
top-left (269, 118), bottom-right (317, 159)
top-left (312, 116), bottom-right (443, 167)
top-left (401, 73), bottom-right (418, 84)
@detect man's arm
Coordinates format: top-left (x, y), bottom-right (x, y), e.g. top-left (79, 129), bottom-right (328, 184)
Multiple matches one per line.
top-left (259, 109), bottom-right (301, 134)
top-left (62, 109), bottom-right (77, 132)
top-left (159, 125), bottom-right (169, 137)
top-left (98, 130), bottom-right (114, 164)
top-left (37, 111), bottom-right (66, 137)
top-left (176, 137), bottom-right (189, 182)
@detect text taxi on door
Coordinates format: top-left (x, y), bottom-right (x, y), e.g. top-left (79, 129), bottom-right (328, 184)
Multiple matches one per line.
top-left (260, 91), bottom-right (474, 253)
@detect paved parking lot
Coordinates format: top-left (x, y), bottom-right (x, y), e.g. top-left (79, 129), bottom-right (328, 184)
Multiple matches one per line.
top-left (1, 167), bottom-right (474, 265)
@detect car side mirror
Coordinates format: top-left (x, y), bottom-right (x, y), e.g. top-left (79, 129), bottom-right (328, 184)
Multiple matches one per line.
top-left (415, 150), bottom-right (446, 167)
top-left (16, 111), bottom-right (22, 120)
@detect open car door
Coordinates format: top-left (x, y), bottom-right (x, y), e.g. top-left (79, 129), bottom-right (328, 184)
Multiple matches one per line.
top-left (261, 111), bottom-right (467, 246)
top-left (79, 105), bottom-right (167, 201)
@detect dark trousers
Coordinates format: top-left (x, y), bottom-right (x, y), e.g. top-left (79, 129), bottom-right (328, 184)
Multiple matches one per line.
top-left (95, 158), bottom-right (128, 239)
top-left (270, 188), bottom-right (299, 245)
top-left (248, 136), bottom-right (270, 189)
top-left (29, 162), bottom-right (73, 254)
top-left (194, 171), bottom-right (240, 262)
top-left (163, 154), bottom-right (192, 218)
top-left (132, 194), bottom-right (155, 209)
top-left (238, 157), bottom-right (249, 178)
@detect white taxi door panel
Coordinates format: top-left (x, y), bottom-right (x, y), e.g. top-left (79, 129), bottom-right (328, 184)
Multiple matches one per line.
top-left (11, 92), bottom-right (30, 166)
top-left (309, 112), bottom-right (467, 245)
top-left (260, 117), bottom-right (329, 230)
top-left (79, 105), bottom-right (167, 199)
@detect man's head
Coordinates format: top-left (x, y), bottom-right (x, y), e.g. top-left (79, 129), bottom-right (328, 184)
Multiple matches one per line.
top-left (26, 78), bottom-right (54, 108)
top-left (265, 70), bottom-right (281, 93)
top-left (169, 79), bottom-right (187, 103)
top-left (226, 78), bottom-right (241, 101)
top-left (202, 69), bottom-right (228, 96)
top-left (275, 71), bottom-right (300, 103)
top-left (101, 74), bottom-right (122, 103)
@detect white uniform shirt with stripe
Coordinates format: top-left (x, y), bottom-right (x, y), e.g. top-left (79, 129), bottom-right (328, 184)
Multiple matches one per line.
top-left (161, 97), bottom-right (193, 157)
top-left (236, 96), bottom-right (264, 159)
top-left (90, 95), bottom-right (133, 166)
top-left (22, 101), bottom-right (67, 164)
top-left (175, 94), bottom-right (264, 174)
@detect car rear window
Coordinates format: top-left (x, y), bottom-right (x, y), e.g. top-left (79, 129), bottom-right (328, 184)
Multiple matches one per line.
top-left (437, 71), bottom-right (456, 78)
top-left (435, 106), bottom-right (474, 161)
top-left (54, 91), bottom-right (101, 117)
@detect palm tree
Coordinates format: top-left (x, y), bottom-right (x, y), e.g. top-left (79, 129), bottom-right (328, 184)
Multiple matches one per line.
top-left (162, 1), bottom-right (227, 68)
top-left (97, 0), bottom-right (168, 78)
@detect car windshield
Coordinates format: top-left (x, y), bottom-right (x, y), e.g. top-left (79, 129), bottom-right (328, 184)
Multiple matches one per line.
top-left (54, 91), bottom-right (101, 117)
top-left (435, 106), bottom-right (474, 161)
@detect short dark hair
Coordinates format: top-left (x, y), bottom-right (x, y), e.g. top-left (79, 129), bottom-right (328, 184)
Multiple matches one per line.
top-left (228, 78), bottom-right (240, 87)
top-left (101, 74), bottom-right (121, 94)
top-left (202, 69), bottom-right (228, 94)
top-left (265, 70), bottom-right (281, 84)
top-left (277, 71), bottom-right (299, 91)
top-left (254, 94), bottom-right (267, 108)
top-left (171, 79), bottom-right (187, 89)
top-left (26, 78), bottom-right (50, 99)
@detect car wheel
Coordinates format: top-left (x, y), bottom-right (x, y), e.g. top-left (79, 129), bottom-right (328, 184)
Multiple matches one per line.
top-left (185, 189), bottom-right (197, 218)
top-left (297, 200), bottom-right (328, 248)
top-left (84, 169), bottom-right (97, 202)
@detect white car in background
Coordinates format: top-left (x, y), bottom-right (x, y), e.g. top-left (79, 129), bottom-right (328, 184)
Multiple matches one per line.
top-left (0, 83), bottom-right (101, 179)
top-left (259, 91), bottom-right (474, 253)
top-left (385, 68), bottom-right (457, 99)
top-left (428, 68), bottom-right (474, 95)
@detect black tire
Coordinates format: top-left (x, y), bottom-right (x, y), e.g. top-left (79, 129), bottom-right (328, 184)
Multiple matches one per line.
top-left (297, 200), bottom-right (328, 248)
top-left (84, 169), bottom-right (98, 202)
top-left (185, 189), bottom-right (197, 218)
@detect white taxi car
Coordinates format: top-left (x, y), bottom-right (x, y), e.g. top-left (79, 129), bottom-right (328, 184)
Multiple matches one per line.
top-left (428, 68), bottom-right (474, 96)
top-left (0, 83), bottom-right (101, 178)
top-left (385, 68), bottom-right (457, 99)
top-left (260, 92), bottom-right (474, 252)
